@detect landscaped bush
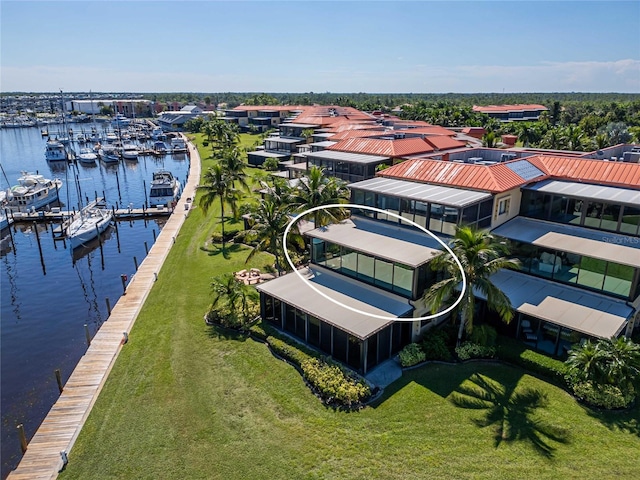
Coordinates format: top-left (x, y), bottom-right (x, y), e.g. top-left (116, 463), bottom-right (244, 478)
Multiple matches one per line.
top-left (267, 336), bottom-right (313, 367)
top-left (421, 329), bottom-right (453, 361)
top-left (496, 335), bottom-right (568, 385)
top-left (301, 358), bottom-right (371, 407)
top-left (570, 382), bottom-right (635, 409)
top-left (469, 324), bottom-right (497, 347)
top-left (399, 343), bottom-right (426, 367)
top-left (455, 342), bottom-right (496, 361)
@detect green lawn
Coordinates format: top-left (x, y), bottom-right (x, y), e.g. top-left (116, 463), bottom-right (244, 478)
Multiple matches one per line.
top-left (59, 137), bottom-right (640, 479)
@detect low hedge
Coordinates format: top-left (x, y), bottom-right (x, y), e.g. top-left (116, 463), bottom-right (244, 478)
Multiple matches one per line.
top-left (570, 381), bottom-right (636, 410)
top-left (251, 321), bottom-right (370, 408)
top-left (496, 335), bottom-right (568, 385)
top-left (455, 341), bottom-right (496, 361)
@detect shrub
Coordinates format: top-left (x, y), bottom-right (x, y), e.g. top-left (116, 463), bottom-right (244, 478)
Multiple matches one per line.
top-left (496, 335), bottom-right (567, 385)
top-left (421, 330), bottom-right (453, 361)
top-left (455, 342), bottom-right (496, 361)
top-left (301, 358), bottom-right (370, 407)
top-left (267, 336), bottom-right (312, 367)
top-left (399, 343), bottom-right (426, 367)
top-left (469, 324), bottom-right (497, 347)
top-left (571, 382), bottom-right (635, 409)
top-left (263, 157), bottom-right (280, 171)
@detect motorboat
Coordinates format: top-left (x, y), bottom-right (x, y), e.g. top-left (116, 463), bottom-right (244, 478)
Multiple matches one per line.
top-left (5, 172), bottom-right (62, 212)
top-left (99, 144), bottom-right (120, 163)
top-left (153, 140), bottom-right (167, 155)
top-left (111, 113), bottom-right (131, 128)
top-left (76, 133), bottom-right (87, 143)
top-left (121, 143), bottom-right (139, 161)
top-left (105, 132), bottom-right (118, 143)
top-left (78, 147), bottom-right (98, 164)
top-left (170, 137), bottom-right (187, 153)
top-left (45, 137), bottom-right (68, 161)
top-left (149, 170), bottom-right (181, 207)
top-left (151, 127), bottom-right (164, 140)
top-left (67, 203), bottom-right (113, 249)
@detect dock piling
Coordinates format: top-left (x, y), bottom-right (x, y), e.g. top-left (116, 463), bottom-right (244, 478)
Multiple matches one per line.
top-left (84, 324), bottom-right (91, 346)
top-left (120, 274), bottom-right (127, 295)
top-left (33, 222), bottom-right (46, 275)
top-left (55, 369), bottom-right (63, 393)
top-left (105, 297), bottom-right (111, 316)
top-left (133, 256), bottom-right (138, 271)
top-left (144, 241), bottom-right (149, 255)
top-left (17, 424), bottom-right (28, 454)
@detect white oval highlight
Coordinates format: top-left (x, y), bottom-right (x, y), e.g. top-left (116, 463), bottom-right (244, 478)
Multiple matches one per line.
top-left (282, 203), bottom-right (467, 322)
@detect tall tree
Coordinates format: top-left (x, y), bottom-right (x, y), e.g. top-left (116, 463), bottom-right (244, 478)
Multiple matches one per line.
top-left (244, 198), bottom-right (303, 274)
top-left (219, 147), bottom-right (249, 194)
top-left (198, 163), bottom-right (238, 250)
top-left (423, 226), bottom-right (520, 346)
top-left (289, 166), bottom-right (350, 227)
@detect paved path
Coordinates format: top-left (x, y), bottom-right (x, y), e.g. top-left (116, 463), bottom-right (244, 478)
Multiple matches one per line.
top-left (8, 135), bottom-right (201, 480)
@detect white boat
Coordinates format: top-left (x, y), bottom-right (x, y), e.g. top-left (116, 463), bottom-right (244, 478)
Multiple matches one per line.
top-left (45, 138), bottom-right (68, 161)
top-left (152, 140), bottom-right (167, 155)
top-left (67, 203), bottom-right (113, 249)
top-left (78, 147), bottom-right (98, 164)
top-left (76, 133), bottom-right (87, 143)
top-left (149, 170), bottom-right (181, 207)
top-left (151, 127), bottom-right (164, 140)
top-left (99, 144), bottom-right (120, 163)
top-left (105, 132), bottom-right (118, 143)
top-left (5, 172), bottom-right (62, 212)
top-left (170, 137), bottom-right (187, 153)
top-left (111, 113), bottom-right (131, 128)
top-left (121, 143), bottom-right (139, 161)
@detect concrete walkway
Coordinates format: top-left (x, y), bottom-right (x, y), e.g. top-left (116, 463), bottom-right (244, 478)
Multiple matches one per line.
top-left (8, 135), bottom-right (201, 480)
top-left (365, 357), bottom-right (403, 388)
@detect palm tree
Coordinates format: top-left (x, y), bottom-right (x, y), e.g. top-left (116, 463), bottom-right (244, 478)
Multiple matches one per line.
top-left (198, 163), bottom-right (238, 250)
top-left (423, 226), bottom-right (520, 346)
top-left (566, 340), bottom-right (605, 384)
top-left (482, 131), bottom-right (498, 148)
top-left (289, 166), bottom-right (350, 227)
top-left (244, 198), bottom-right (304, 274)
top-left (210, 273), bottom-right (258, 325)
top-left (219, 147), bottom-right (249, 193)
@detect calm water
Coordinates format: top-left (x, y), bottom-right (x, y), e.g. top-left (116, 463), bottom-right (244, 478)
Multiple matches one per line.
top-left (0, 123), bottom-right (191, 478)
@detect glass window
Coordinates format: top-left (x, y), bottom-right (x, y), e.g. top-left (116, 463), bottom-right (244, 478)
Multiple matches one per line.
top-left (429, 203), bottom-right (443, 232)
top-left (620, 206), bottom-right (640, 236)
top-left (576, 256), bottom-right (606, 290)
top-left (374, 258), bottom-right (394, 290)
top-left (366, 334), bottom-right (379, 371)
top-left (479, 199), bottom-right (493, 221)
top-left (320, 322), bottom-right (332, 353)
top-left (357, 252), bottom-right (375, 283)
top-left (584, 202), bottom-right (604, 229)
top-left (341, 246), bottom-right (358, 277)
top-left (333, 328), bottom-right (348, 362)
top-left (602, 262), bottom-right (633, 298)
top-left (462, 204), bottom-right (478, 225)
top-left (377, 195), bottom-right (399, 223)
top-left (311, 239), bottom-right (325, 265)
top-left (284, 304), bottom-right (296, 333)
top-left (442, 207), bottom-right (459, 235)
top-left (393, 263), bottom-right (413, 296)
top-left (308, 316), bottom-right (320, 347)
top-left (400, 198), bottom-right (415, 224)
top-left (549, 196), bottom-right (569, 223)
top-left (347, 335), bottom-right (361, 370)
top-left (325, 242), bottom-right (342, 270)
top-left (600, 203), bottom-right (621, 232)
top-left (378, 326), bottom-right (391, 362)
top-left (351, 189), bottom-right (364, 205)
top-left (414, 201), bottom-right (429, 229)
top-left (295, 309), bottom-right (306, 339)
top-left (534, 248), bottom-right (562, 279)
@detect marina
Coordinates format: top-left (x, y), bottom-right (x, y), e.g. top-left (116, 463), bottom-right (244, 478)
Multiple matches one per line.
top-left (0, 122), bottom-right (192, 478)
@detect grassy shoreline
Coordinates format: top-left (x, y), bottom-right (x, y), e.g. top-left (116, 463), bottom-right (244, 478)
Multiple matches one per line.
top-left (59, 135), bottom-right (640, 479)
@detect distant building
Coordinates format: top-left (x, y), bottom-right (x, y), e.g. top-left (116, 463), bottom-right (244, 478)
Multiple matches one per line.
top-left (473, 104), bottom-right (548, 122)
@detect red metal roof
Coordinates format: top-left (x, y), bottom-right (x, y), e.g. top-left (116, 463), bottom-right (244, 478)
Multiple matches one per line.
top-left (328, 137), bottom-right (435, 158)
top-left (378, 155), bottom-right (640, 193)
top-left (394, 125), bottom-right (458, 137)
top-left (378, 159), bottom-right (528, 192)
top-left (423, 135), bottom-right (467, 151)
top-left (529, 156), bottom-right (640, 189)
top-left (472, 104), bottom-right (548, 113)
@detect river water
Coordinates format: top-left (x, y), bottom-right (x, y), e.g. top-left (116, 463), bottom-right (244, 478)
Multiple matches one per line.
top-left (0, 123), bottom-right (191, 478)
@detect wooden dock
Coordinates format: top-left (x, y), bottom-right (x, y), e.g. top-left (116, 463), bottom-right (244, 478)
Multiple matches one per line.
top-left (7, 134), bottom-right (201, 480)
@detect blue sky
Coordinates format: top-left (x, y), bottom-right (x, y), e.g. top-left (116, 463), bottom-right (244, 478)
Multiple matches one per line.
top-left (1, 1), bottom-right (639, 93)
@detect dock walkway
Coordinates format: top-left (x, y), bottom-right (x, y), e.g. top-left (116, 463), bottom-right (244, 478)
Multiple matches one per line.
top-left (8, 134), bottom-right (201, 480)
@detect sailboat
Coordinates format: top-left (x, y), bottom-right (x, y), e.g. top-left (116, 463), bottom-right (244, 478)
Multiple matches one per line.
top-left (66, 164), bottom-right (113, 249)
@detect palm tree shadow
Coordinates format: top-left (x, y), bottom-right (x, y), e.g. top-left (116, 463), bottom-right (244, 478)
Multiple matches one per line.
top-left (199, 243), bottom-right (242, 259)
top-left (450, 373), bottom-right (570, 458)
top-left (583, 404), bottom-right (640, 438)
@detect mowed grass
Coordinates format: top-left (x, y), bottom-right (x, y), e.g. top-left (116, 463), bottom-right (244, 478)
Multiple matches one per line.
top-left (60, 137), bottom-right (640, 479)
